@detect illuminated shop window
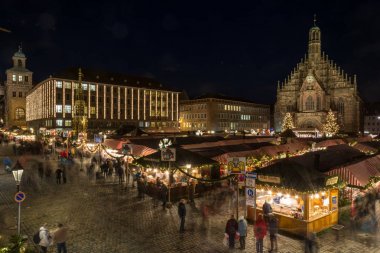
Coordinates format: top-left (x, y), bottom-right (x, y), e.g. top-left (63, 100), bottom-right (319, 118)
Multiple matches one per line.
top-left (56, 105), bottom-right (63, 113)
top-left (56, 81), bottom-right (63, 88)
top-left (64, 105), bottom-right (71, 113)
top-left (56, 119), bottom-right (63, 126)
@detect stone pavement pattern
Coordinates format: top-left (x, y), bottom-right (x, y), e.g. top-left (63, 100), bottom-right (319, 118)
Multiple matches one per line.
top-left (1, 145), bottom-right (380, 253)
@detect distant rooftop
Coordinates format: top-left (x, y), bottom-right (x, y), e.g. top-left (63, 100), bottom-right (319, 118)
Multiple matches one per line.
top-left (189, 93), bottom-right (268, 105)
top-left (47, 67), bottom-right (180, 92)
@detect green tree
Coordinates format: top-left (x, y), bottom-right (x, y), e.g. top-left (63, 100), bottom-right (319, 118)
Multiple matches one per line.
top-left (323, 109), bottom-right (340, 137)
top-left (281, 112), bottom-right (295, 132)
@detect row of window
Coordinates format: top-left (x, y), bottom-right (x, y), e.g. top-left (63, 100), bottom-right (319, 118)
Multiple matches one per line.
top-left (182, 122), bottom-right (207, 128)
top-left (11, 74), bottom-right (29, 83)
top-left (182, 113), bottom-right (207, 120)
top-left (181, 104), bottom-right (207, 111)
top-left (219, 113), bottom-right (266, 121)
top-left (12, 91), bottom-right (26, 98)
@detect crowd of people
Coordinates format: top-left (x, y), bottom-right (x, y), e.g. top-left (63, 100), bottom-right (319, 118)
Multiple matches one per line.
top-left (351, 186), bottom-right (380, 234)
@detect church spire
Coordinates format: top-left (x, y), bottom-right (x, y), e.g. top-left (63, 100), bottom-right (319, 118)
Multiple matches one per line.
top-left (308, 15), bottom-right (321, 62)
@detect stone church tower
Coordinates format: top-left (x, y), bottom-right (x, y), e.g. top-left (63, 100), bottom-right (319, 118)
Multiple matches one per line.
top-left (274, 19), bottom-right (361, 134)
top-left (4, 46), bottom-right (33, 128)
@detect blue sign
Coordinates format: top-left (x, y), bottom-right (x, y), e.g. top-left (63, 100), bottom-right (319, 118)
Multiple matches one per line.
top-left (246, 172), bottom-right (257, 179)
top-left (14, 191), bottom-right (26, 203)
top-left (247, 188), bottom-right (254, 197)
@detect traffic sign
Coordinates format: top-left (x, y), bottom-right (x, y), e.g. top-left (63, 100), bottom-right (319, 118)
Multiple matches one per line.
top-left (246, 187), bottom-right (256, 207)
top-left (14, 191), bottom-right (26, 203)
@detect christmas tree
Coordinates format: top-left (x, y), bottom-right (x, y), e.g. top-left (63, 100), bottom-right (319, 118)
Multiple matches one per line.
top-left (281, 112), bottom-right (295, 132)
top-left (323, 109), bottom-right (340, 137)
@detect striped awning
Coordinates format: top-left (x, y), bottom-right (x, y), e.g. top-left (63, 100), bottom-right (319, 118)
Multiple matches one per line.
top-left (327, 154), bottom-right (380, 187)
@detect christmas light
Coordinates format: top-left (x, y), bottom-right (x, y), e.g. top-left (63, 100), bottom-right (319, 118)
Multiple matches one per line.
top-left (281, 112), bottom-right (295, 132)
top-left (322, 109), bottom-right (340, 137)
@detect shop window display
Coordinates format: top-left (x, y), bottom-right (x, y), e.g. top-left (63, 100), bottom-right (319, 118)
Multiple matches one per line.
top-left (256, 189), bottom-right (305, 220)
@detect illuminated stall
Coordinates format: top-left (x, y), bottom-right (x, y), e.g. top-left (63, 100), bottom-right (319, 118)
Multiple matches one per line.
top-left (248, 160), bottom-right (340, 236)
top-left (136, 147), bottom-right (219, 201)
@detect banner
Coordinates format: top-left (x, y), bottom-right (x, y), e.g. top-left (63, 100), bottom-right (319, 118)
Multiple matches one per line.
top-left (161, 148), bottom-right (176, 162)
top-left (227, 157), bottom-right (246, 174)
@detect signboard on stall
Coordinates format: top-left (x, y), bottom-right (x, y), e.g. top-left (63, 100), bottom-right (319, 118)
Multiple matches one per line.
top-left (161, 148), bottom-right (176, 162)
top-left (227, 157), bottom-right (246, 174)
top-left (258, 175), bottom-right (281, 184)
top-left (122, 143), bottom-right (132, 155)
top-left (246, 187), bottom-right (256, 207)
top-left (325, 176), bottom-right (338, 186)
top-left (246, 177), bottom-right (256, 188)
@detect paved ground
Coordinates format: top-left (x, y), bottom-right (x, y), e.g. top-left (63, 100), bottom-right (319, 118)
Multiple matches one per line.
top-left (1, 144), bottom-right (380, 253)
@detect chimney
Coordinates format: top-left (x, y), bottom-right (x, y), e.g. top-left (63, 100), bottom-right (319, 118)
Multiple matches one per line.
top-left (314, 153), bottom-right (320, 171)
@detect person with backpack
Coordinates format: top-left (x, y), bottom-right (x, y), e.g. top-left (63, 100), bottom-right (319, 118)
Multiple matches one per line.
top-left (238, 216), bottom-right (248, 250)
top-left (225, 214), bottom-right (238, 249)
top-left (254, 214), bottom-right (267, 253)
top-left (35, 224), bottom-right (52, 253)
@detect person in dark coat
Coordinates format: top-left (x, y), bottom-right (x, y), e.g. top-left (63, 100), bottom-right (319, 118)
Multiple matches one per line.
top-left (161, 184), bottom-right (168, 210)
top-left (55, 168), bottom-right (63, 184)
top-left (268, 214), bottom-right (278, 253)
top-left (225, 214), bottom-right (238, 249)
top-left (178, 199), bottom-right (186, 232)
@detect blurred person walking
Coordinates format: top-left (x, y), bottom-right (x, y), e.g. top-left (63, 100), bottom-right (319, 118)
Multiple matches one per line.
top-left (238, 216), bottom-right (248, 250)
top-left (178, 199), bottom-right (187, 232)
top-left (52, 223), bottom-right (68, 253)
top-left (38, 224), bottom-right (52, 253)
top-left (268, 214), bottom-right (278, 253)
top-left (254, 214), bottom-right (267, 253)
top-left (225, 214), bottom-right (238, 249)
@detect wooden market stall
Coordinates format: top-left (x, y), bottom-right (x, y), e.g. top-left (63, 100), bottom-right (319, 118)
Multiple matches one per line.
top-left (136, 147), bottom-right (220, 202)
top-left (248, 159), bottom-right (340, 237)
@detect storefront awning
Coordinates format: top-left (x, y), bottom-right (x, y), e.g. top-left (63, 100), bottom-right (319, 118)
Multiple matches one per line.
top-left (327, 154), bottom-right (380, 187)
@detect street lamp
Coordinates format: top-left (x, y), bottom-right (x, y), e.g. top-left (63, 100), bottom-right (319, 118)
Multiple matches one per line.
top-left (12, 168), bottom-right (23, 235)
top-left (12, 169), bottom-right (23, 191)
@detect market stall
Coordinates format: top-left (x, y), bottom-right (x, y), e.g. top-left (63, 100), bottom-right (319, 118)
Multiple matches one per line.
top-left (136, 147), bottom-right (219, 202)
top-left (249, 159), bottom-right (340, 236)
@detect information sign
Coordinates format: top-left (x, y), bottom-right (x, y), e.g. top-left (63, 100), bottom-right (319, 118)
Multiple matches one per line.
top-left (246, 187), bottom-right (256, 207)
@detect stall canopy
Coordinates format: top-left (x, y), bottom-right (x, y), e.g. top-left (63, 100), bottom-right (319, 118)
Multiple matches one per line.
top-left (136, 147), bottom-right (218, 168)
top-left (327, 154), bottom-right (380, 187)
top-left (351, 141), bottom-right (380, 154)
top-left (213, 142), bottom-right (309, 164)
top-left (256, 159), bottom-right (330, 192)
top-left (315, 139), bottom-right (346, 148)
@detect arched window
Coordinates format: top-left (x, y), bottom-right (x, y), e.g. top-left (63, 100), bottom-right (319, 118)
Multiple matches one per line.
top-left (337, 98), bottom-right (344, 116)
top-left (15, 108), bottom-right (25, 120)
top-left (305, 96), bottom-right (314, 111)
top-left (18, 59), bottom-right (22, 67)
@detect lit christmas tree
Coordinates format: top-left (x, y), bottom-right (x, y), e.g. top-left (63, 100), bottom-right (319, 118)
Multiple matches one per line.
top-left (323, 109), bottom-right (340, 137)
top-left (281, 112), bottom-right (295, 132)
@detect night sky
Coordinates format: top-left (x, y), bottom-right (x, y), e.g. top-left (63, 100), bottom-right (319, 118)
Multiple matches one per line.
top-left (1, 0), bottom-right (380, 104)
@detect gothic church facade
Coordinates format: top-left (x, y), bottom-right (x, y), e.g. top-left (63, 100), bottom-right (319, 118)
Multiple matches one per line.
top-left (274, 21), bottom-right (361, 133)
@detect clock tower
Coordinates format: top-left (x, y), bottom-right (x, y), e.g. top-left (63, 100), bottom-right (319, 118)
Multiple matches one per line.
top-left (4, 46), bottom-right (33, 128)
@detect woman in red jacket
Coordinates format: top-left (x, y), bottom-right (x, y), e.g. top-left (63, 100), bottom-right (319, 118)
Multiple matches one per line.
top-left (254, 214), bottom-right (267, 253)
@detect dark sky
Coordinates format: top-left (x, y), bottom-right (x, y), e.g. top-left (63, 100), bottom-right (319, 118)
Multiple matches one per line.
top-left (1, 0), bottom-right (380, 104)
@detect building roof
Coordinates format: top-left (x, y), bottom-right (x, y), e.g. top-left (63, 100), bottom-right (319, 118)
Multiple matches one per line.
top-left (48, 67), bottom-right (180, 92)
top-left (188, 93), bottom-right (269, 106)
top-left (256, 159), bottom-right (329, 192)
top-left (136, 147), bottom-right (218, 168)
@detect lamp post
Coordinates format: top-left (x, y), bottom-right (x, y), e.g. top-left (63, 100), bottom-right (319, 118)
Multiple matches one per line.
top-left (12, 168), bottom-right (23, 235)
